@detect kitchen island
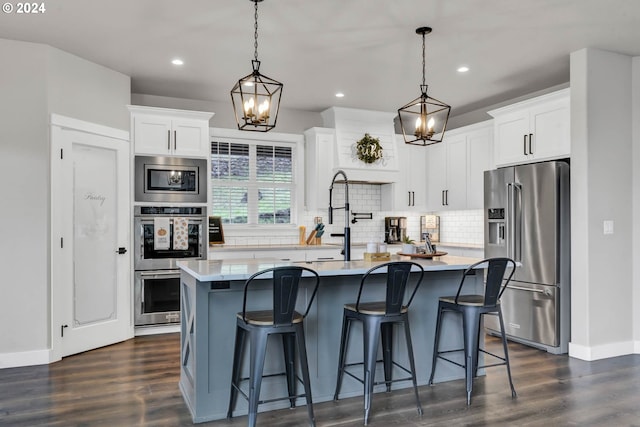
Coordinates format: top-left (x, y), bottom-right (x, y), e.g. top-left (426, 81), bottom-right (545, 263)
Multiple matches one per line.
top-left (178, 255), bottom-right (485, 423)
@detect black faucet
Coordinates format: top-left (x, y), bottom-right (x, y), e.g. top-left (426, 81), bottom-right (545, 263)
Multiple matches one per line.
top-left (328, 170), bottom-right (351, 261)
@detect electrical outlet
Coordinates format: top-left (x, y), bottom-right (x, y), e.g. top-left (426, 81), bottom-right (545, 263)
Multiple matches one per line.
top-left (603, 220), bottom-right (614, 235)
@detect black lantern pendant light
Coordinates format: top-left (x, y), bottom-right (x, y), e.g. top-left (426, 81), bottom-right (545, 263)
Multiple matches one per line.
top-left (398, 27), bottom-right (451, 146)
top-left (230, 0), bottom-right (282, 132)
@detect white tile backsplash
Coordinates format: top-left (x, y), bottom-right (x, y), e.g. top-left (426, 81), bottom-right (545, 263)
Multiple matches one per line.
top-left (221, 183), bottom-right (484, 246)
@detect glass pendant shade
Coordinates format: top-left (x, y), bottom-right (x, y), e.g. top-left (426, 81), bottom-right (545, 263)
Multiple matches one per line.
top-left (398, 27), bottom-right (451, 146)
top-left (231, 59), bottom-right (283, 132)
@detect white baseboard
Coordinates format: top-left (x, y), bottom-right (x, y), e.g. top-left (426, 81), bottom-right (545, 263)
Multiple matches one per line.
top-left (0, 349), bottom-right (52, 369)
top-left (569, 340), bottom-right (636, 361)
top-left (134, 324), bottom-right (180, 336)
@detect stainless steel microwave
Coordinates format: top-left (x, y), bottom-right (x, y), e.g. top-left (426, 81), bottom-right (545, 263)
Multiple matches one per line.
top-left (135, 156), bottom-right (207, 203)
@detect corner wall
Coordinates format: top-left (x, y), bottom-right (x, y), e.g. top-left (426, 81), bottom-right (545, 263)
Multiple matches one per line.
top-left (569, 48), bottom-right (634, 360)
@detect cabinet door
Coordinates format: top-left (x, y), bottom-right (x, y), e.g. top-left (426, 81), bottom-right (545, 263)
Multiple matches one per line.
top-left (445, 136), bottom-right (467, 210)
top-left (493, 111), bottom-right (529, 167)
top-left (134, 115), bottom-right (172, 155)
top-left (406, 144), bottom-right (427, 210)
top-left (172, 118), bottom-right (209, 157)
top-left (425, 142), bottom-right (447, 210)
top-left (466, 127), bottom-right (493, 209)
top-left (304, 129), bottom-right (335, 211)
top-left (529, 99), bottom-right (570, 161)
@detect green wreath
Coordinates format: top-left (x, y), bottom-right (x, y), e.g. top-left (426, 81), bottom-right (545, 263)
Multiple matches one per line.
top-left (356, 133), bottom-right (383, 164)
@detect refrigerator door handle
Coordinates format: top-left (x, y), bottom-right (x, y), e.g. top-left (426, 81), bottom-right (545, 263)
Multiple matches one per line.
top-left (507, 284), bottom-right (547, 294)
top-left (507, 182), bottom-right (514, 258)
top-left (513, 182), bottom-right (523, 262)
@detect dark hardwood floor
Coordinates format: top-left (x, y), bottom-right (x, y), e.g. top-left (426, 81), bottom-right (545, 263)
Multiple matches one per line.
top-left (2, 333), bottom-right (640, 426)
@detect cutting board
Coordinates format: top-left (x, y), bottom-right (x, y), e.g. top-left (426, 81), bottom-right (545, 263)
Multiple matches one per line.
top-left (397, 251), bottom-right (448, 258)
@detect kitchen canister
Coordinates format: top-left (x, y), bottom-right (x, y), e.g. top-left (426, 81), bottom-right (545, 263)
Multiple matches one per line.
top-left (378, 243), bottom-right (387, 253)
top-left (366, 242), bottom-right (378, 253)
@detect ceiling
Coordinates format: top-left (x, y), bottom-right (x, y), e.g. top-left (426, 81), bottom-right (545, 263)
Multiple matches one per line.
top-left (2, 0), bottom-right (640, 117)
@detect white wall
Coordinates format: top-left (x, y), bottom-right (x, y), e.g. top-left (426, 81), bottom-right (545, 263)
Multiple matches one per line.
top-left (0, 38), bottom-right (130, 365)
top-left (0, 39), bottom-right (50, 355)
top-left (633, 57), bottom-right (640, 350)
top-left (569, 48), bottom-right (634, 360)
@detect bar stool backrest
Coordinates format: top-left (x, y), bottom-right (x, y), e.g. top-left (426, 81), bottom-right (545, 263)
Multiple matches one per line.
top-left (355, 261), bottom-right (424, 315)
top-left (455, 257), bottom-right (516, 306)
top-left (242, 266), bottom-right (320, 325)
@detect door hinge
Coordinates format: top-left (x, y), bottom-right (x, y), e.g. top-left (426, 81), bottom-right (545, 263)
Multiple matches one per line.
top-left (61, 324), bottom-right (68, 337)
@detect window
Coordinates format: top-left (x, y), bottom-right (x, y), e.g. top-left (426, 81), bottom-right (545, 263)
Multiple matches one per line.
top-left (211, 140), bottom-right (295, 225)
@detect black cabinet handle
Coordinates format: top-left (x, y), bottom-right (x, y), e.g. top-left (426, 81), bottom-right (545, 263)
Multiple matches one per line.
top-left (529, 133), bottom-right (533, 154)
top-left (174, 130), bottom-right (177, 151)
top-left (167, 130), bottom-right (171, 151)
top-left (445, 190), bottom-right (449, 206)
top-left (408, 191), bottom-right (411, 207)
top-left (442, 190), bottom-right (445, 206)
top-left (523, 134), bottom-right (528, 155)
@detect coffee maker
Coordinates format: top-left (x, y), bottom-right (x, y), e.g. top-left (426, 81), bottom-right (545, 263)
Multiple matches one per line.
top-left (384, 216), bottom-right (407, 243)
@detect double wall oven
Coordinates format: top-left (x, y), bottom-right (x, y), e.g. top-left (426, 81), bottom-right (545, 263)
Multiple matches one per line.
top-left (134, 206), bottom-right (207, 326)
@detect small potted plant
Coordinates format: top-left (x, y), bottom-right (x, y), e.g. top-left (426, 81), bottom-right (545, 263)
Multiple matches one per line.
top-left (402, 235), bottom-right (416, 254)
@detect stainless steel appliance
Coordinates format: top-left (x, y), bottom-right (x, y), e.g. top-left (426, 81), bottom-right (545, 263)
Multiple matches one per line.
top-left (483, 160), bottom-right (570, 354)
top-left (134, 155), bottom-right (207, 203)
top-left (134, 206), bottom-right (207, 326)
top-left (384, 216), bottom-right (407, 244)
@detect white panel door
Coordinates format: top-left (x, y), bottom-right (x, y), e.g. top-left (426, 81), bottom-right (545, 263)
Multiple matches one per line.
top-left (52, 125), bottom-right (132, 359)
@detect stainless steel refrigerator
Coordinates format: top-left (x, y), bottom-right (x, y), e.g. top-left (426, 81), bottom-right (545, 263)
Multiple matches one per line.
top-left (484, 160), bottom-right (570, 354)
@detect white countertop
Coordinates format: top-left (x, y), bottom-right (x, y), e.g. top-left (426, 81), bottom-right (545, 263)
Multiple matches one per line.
top-left (179, 254), bottom-right (484, 282)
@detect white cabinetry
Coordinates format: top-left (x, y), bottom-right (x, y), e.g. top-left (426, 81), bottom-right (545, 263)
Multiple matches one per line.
top-left (381, 136), bottom-right (427, 211)
top-left (489, 88), bottom-right (569, 167)
top-left (426, 121), bottom-right (493, 211)
top-left (304, 128), bottom-right (336, 211)
top-left (129, 105), bottom-right (213, 157)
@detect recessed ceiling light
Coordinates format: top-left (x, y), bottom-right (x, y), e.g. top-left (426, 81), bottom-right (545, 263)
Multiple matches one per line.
top-left (457, 66), bottom-right (469, 73)
top-left (335, 92), bottom-right (345, 98)
top-left (172, 58), bottom-right (184, 66)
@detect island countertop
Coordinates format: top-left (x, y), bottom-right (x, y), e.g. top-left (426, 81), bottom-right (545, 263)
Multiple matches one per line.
top-left (178, 254), bottom-right (484, 282)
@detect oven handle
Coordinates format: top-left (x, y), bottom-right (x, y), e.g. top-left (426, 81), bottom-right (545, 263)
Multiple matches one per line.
top-left (139, 270), bottom-right (181, 277)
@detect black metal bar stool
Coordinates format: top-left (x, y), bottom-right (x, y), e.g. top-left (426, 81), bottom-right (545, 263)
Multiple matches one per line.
top-left (227, 266), bottom-right (320, 427)
top-left (428, 257), bottom-right (517, 405)
top-left (334, 261), bottom-right (424, 425)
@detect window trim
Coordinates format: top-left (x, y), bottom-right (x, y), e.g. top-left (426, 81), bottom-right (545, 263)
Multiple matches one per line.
top-left (210, 127), bottom-right (304, 230)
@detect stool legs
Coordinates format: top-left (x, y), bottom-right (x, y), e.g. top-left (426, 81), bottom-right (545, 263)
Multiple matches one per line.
top-left (295, 324), bottom-right (316, 426)
top-left (335, 312), bottom-right (421, 425)
top-left (497, 309), bottom-right (517, 399)
top-left (362, 318), bottom-right (381, 425)
top-left (381, 323), bottom-right (393, 393)
top-left (227, 326), bottom-right (246, 419)
top-left (282, 333), bottom-right (297, 408)
top-left (248, 330), bottom-right (269, 427)
top-left (428, 304), bottom-right (444, 385)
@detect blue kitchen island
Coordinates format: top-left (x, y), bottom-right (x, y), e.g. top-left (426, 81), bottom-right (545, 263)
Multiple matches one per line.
top-left (178, 255), bottom-right (485, 423)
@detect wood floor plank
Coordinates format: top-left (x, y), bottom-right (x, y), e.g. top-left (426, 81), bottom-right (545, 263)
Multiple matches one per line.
top-left (1, 333), bottom-right (640, 426)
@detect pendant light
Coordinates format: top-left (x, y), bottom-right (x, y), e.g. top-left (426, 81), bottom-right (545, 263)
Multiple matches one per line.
top-left (397, 27), bottom-right (451, 146)
top-left (230, 0), bottom-right (283, 132)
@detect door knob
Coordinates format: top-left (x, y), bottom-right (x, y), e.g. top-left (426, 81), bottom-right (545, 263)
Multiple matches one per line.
top-left (116, 247), bottom-right (128, 255)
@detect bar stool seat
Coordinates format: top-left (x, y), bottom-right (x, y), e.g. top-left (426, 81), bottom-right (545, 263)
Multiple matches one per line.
top-left (227, 266), bottom-right (320, 427)
top-left (334, 261), bottom-right (424, 425)
top-left (428, 257), bottom-right (517, 405)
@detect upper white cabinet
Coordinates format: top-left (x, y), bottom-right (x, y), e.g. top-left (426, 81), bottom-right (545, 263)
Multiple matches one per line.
top-left (425, 121), bottom-right (493, 211)
top-left (381, 136), bottom-right (427, 211)
top-left (489, 88), bottom-right (569, 167)
top-left (304, 127), bottom-right (336, 211)
top-left (128, 105), bottom-right (213, 157)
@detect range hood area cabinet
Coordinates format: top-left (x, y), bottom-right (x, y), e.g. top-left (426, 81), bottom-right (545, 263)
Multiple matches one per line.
top-left (319, 107), bottom-right (400, 183)
top-left (488, 88), bottom-right (569, 167)
top-left (425, 120), bottom-right (494, 211)
top-left (128, 105), bottom-right (214, 158)
top-left (380, 135), bottom-right (428, 211)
